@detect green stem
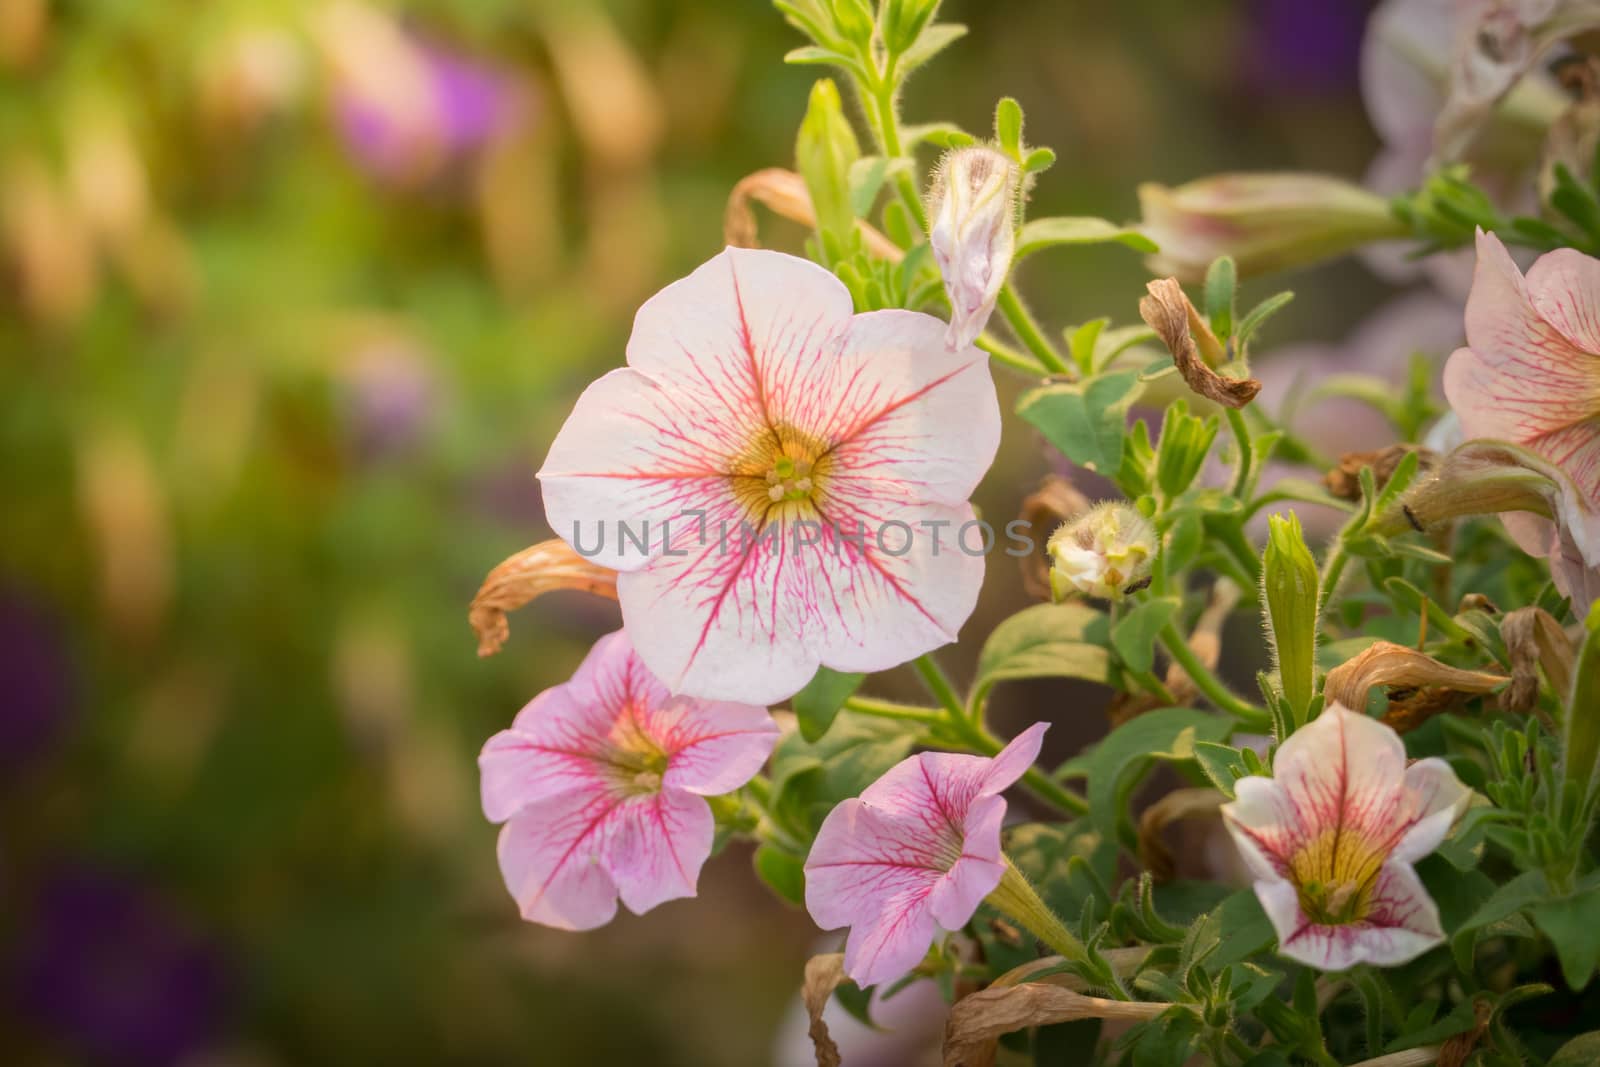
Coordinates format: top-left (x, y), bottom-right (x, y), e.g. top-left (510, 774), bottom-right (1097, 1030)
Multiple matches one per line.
top-left (912, 653), bottom-right (967, 721)
top-left (742, 776), bottom-right (807, 853)
top-left (996, 285), bottom-right (1070, 374)
top-left (1216, 523), bottom-right (1263, 586)
top-left (1319, 544), bottom-right (1349, 619)
top-left (1225, 407), bottom-right (1253, 499)
top-left (1159, 623), bottom-right (1269, 728)
top-left (976, 334), bottom-right (1049, 376)
top-left (842, 695), bottom-right (944, 726)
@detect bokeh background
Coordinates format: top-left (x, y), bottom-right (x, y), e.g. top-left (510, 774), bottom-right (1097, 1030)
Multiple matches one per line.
top-left (1, 1), bottom-right (1403, 1063)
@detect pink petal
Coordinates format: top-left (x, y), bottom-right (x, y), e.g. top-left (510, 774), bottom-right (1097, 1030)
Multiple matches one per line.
top-left (980, 722), bottom-right (1049, 794)
top-left (603, 787), bottom-right (714, 915)
top-left (538, 367), bottom-right (762, 573)
top-left (1445, 233), bottom-right (1600, 451)
top-left (478, 631), bottom-right (656, 822)
top-left (842, 891), bottom-right (940, 989)
top-left (496, 789), bottom-right (623, 930)
top-left (1271, 705), bottom-right (1411, 849)
top-left (805, 798), bottom-right (954, 933)
top-left (625, 247), bottom-right (856, 428)
top-left (1527, 247), bottom-right (1600, 354)
top-left (651, 696), bottom-right (780, 796)
top-left (926, 797), bottom-right (1007, 930)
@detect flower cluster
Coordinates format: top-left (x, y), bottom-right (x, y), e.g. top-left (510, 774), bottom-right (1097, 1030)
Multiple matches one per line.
top-left (464, 1), bottom-right (1600, 1062)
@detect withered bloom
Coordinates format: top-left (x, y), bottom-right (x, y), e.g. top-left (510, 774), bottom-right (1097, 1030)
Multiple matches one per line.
top-left (1139, 278), bottom-right (1261, 408)
top-left (1324, 640), bottom-right (1507, 712)
top-left (468, 539), bottom-right (617, 656)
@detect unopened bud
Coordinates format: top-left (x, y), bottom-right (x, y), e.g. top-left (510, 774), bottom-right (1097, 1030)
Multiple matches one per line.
top-left (795, 78), bottom-right (860, 243)
top-left (1137, 173), bottom-right (1405, 282)
top-left (1046, 504), bottom-right (1156, 602)
top-left (1262, 513), bottom-right (1320, 727)
top-left (928, 146), bottom-right (1020, 350)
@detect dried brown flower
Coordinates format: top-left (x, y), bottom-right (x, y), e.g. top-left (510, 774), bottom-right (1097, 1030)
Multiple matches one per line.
top-left (724, 167), bottom-right (902, 261)
top-left (468, 539), bottom-right (617, 657)
top-left (802, 953), bottom-right (846, 1067)
top-left (1325, 445), bottom-right (1436, 502)
top-left (1325, 641), bottom-right (1506, 715)
top-left (1500, 607), bottom-right (1574, 720)
top-left (1138, 278), bottom-right (1260, 408)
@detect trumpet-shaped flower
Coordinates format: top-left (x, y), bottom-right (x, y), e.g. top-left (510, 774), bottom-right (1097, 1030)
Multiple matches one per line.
top-left (804, 723), bottom-right (1047, 987)
top-left (1221, 704), bottom-right (1470, 971)
top-left (538, 247), bottom-right (1000, 705)
top-left (479, 630), bottom-right (778, 930)
top-left (1442, 230), bottom-right (1600, 612)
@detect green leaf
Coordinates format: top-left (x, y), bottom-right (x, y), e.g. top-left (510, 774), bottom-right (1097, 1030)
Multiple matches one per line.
top-left (1022, 147), bottom-right (1056, 175)
top-left (769, 718), bottom-right (918, 834)
top-left (1235, 290), bottom-right (1294, 350)
top-left (1084, 707), bottom-right (1231, 839)
top-left (783, 45), bottom-right (867, 78)
top-left (1016, 369), bottom-right (1144, 475)
top-left (1451, 869), bottom-right (1549, 970)
top-left (752, 844), bottom-right (806, 906)
top-left (846, 156), bottom-right (904, 219)
top-left (1564, 601), bottom-right (1600, 803)
top-left (792, 666), bottom-right (865, 742)
top-left (896, 22), bottom-right (967, 75)
top-left (1015, 217), bottom-right (1158, 259)
top-left (1550, 1033), bottom-right (1600, 1067)
top-left (1111, 597), bottom-right (1180, 675)
top-left (1530, 881), bottom-right (1600, 990)
top-left (994, 97), bottom-right (1023, 157)
top-left (1203, 256), bottom-right (1236, 339)
top-left (1186, 889), bottom-right (1275, 972)
top-left (1191, 741), bottom-right (1246, 799)
top-left (970, 602), bottom-right (1114, 710)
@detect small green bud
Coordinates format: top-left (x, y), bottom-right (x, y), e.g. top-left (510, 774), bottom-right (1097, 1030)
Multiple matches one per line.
top-left (1153, 402), bottom-right (1219, 498)
top-left (1046, 503), bottom-right (1157, 602)
top-left (1262, 512), bottom-right (1321, 728)
top-left (795, 78), bottom-right (860, 243)
top-left (828, 0), bottom-right (875, 47)
top-left (882, 0), bottom-right (940, 56)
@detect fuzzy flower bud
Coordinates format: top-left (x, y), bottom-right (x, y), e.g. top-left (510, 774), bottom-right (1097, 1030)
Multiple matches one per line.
top-left (1046, 504), bottom-right (1156, 602)
top-left (1262, 512), bottom-right (1321, 728)
top-left (1137, 172), bottom-right (1406, 282)
top-left (927, 146), bottom-right (1020, 350)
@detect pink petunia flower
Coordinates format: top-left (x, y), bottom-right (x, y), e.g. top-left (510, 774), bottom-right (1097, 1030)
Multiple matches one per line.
top-left (803, 723), bottom-right (1047, 987)
top-left (538, 247), bottom-right (1001, 706)
top-left (1442, 230), bottom-right (1600, 612)
top-left (479, 630), bottom-right (778, 930)
top-left (1221, 704), bottom-right (1470, 971)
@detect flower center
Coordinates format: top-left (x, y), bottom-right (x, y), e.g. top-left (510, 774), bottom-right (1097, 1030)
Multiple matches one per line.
top-left (1288, 827), bottom-right (1386, 926)
top-left (729, 424), bottom-right (833, 519)
top-left (604, 709), bottom-right (671, 796)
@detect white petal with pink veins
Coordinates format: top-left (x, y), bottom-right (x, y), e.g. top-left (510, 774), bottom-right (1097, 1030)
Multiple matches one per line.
top-left (1269, 863), bottom-right (1445, 972)
top-left (497, 790), bottom-right (624, 931)
top-left (626, 247), bottom-right (854, 427)
top-left (539, 367), bottom-right (760, 573)
top-left (651, 698), bottom-right (781, 796)
top-left (1526, 247), bottom-right (1600, 355)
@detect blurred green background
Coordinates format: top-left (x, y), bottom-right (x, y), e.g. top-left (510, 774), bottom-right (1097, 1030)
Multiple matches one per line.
top-left (1, 1), bottom-right (1389, 1063)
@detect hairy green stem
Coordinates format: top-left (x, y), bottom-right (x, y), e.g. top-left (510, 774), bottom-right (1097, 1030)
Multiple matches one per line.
top-left (1159, 623), bottom-right (1269, 728)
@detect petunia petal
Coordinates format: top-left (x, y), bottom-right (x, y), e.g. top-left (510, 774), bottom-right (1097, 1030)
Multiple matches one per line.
top-left (842, 892), bottom-right (941, 990)
top-left (798, 310), bottom-right (1001, 506)
top-left (496, 789), bottom-right (623, 931)
top-left (1526, 247), bottom-right (1600, 355)
top-left (925, 798), bottom-right (1008, 931)
top-left (979, 722), bottom-right (1049, 795)
top-left (652, 696), bottom-right (780, 796)
top-left (805, 798), bottom-right (953, 934)
top-left (1269, 705), bottom-right (1411, 849)
top-left (1221, 776), bottom-right (1299, 882)
top-left (603, 787), bottom-right (715, 916)
top-left (626, 246), bottom-right (854, 434)
top-left (1274, 863), bottom-right (1445, 971)
top-left (538, 367), bottom-right (762, 573)
top-left (1392, 757), bottom-right (1474, 864)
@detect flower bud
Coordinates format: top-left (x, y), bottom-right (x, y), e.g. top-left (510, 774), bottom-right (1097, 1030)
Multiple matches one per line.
top-left (927, 146), bottom-right (1020, 350)
top-left (1261, 512), bottom-right (1320, 727)
top-left (795, 78), bottom-right (860, 243)
top-left (1137, 172), bottom-right (1406, 282)
top-left (1046, 504), bottom-right (1156, 602)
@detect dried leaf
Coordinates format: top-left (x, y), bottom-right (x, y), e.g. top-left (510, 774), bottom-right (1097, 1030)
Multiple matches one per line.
top-left (1438, 998), bottom-right (1492, 1067)
top-left (943, 983), bottom-right (1172, 1067)
top-left (1325, 445), bottom-right (1436, 502)
top-left (723, 166), bottom-right (902, 261)
top-left (468, 539), bottom-right (617, 657)
top-left (1500, 607), bottom-right (1574, 721)
top-left (802, 953), bottom-right (846, 1067)
top-left (1137, 787), bottom-right (1223, 883)
top-left (1381, 686), bottom-right (1470, 734)
top-left (1325, 641), bottom-right (1506, 713)
top-left (1138, 278), bottom-right (1260, 408)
